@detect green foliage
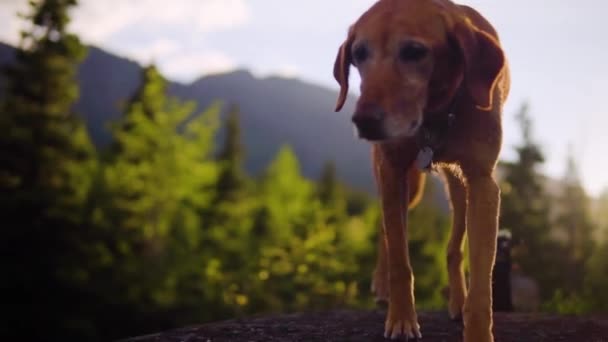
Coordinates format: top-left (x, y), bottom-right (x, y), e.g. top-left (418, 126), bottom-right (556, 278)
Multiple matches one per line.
top-left (499, 103), bottom-right (565, 302)
top-left (500, 103), bottom-right (607, 313)
top-left (240, 148), bottom-right (379, 313)
top-left (317, 161), bottom-right (348, 223)
top-left (0, 1), bottom-right (98, 340)
top-left (543, 151), bottom-right (601, 313)
top-left (88, 65), bottom-right (221, 336)
top-left (257, 146), bottom-right (315, 240)
top-left (551, 151), bottom-right (596, 292)
top-left (594, 190), bottom-right (608, 241)
top-left (214, 105), bottom-right (247, 204)
top-left (102, 65), bottom-right (218, 237)
top-left (543, 289), bottom-right (591, 315)
top-left (582, 240), bottom-right (608, 312)
top-left (0, 0), bottom-right (91, 208)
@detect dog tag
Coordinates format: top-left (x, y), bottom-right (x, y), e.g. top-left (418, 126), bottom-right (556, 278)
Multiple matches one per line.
top-left (416, 147), bottom-right (434, 171)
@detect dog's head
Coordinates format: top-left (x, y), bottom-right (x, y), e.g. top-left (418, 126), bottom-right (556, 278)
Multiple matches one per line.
top-left (334, 0), bottom-right (505, 141)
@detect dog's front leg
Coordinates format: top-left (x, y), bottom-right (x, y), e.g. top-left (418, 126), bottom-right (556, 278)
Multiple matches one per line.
top-left (443, 169), bottom-right (468, 321)
top-left (463, 174), bottom-right (499, 342)
top-left (373, 147), bottom-right (420, 340)
top-left (372, 227), bottom-right (390, 304)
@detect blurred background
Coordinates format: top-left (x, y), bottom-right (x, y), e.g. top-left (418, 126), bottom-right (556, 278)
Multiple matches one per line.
top-left (0, 0), bottom-right (607, 341)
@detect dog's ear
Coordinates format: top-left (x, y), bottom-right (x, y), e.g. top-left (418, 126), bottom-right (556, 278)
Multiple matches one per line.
top-left (450, 20), bottom-right (505, 110)
top-left (333, 29), bottom-right (354, 112)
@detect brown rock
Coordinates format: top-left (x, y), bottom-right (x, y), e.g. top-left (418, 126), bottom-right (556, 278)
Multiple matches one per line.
top-left (122, 310), bottom-right (608, 342)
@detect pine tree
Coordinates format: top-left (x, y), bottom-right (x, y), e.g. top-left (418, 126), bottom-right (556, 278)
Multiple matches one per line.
top-left (498, 103), bottom-right (560, 302)
top-left (584, 237), bottom-right (608, 312)
top-left (103, 65), bottom-right (218, 235)
top-left (258, 146), bottom-right (315, 240)
top-left (553, 149), bottom-right (595, 293)
top-left (0, 0), bottom-right (93, 215)
top-left (317, 160), bottom-right (346, 223)
top-left (201, 104), bottom-right (257, 306)
top-left (214, 105), bottom-right (246, 204)
top-left (94, 65), bottom-right (220, 337)
top-left (594, 189), bottom-right (608, 241)
top-left (250, 146), bottom-right (371, 313)
top-left (0, 0), bottom-right (97, 340)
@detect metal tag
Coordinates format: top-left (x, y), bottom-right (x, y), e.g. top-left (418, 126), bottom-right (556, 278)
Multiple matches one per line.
top-left (416, 147), bottom-right (434, 172)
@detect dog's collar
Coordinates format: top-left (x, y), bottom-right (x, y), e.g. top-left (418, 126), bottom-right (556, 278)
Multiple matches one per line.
top-left (415, 91), bottom-right (460, 172)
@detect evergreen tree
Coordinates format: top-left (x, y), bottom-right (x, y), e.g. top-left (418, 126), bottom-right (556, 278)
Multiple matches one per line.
top-left (0, 0), bottom-right (93, 215)
top-left (498, 103), bottom-right (560, 302)
top-left (553, 149), bottom-right (595, 293)
top-left (584, 238), bottom-right (608, 312)
top-left (543, 151), bottom-right (598, 314)
top-left (103, 65), bottom-right (218, 235)
top-left (247, 146), bottom-right (375, 313)
top-left (205, 105), bottom-right (252, 250)
top-left (0, 1), bottom-right (99, 340)
top-left (200, 105), bottom-right (258, 316)
top-left (317, 161), bottom-right (340, 204)
top-left (257, 146), bottom-right (315, 241)
top-left (594, 189), bottom-right (608, 241)
top-left (214, 105), bottom-right (246, 204)
top-left (317, 160), bottom-right (346, 223)
top-left (93, 65), bottom-right (220, 338)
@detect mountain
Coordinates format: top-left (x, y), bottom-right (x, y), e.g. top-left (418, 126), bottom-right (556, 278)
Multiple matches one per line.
top-left (0, 42), bottom-right (449, 209)
top-left (0, 41), bottom-right (375, 189)
top-left (172, 70), bottom-right (372, 188)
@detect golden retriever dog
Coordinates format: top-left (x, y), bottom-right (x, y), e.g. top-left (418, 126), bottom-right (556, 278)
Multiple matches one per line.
top-left (333, 0), bottom-right (509, 340)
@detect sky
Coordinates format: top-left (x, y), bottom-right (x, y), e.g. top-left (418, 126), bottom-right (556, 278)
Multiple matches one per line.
top-left (1, 0), bottom-right (607, 196)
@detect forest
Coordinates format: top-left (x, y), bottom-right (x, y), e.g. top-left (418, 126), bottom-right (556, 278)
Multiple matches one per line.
top-left (1, 1), bottom-right (608, 341)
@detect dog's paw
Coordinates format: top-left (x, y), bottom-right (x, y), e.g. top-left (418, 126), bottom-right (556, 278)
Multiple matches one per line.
top-left (463, 327), bottom-right (493, 342)
top-left (384, 306), bottom-right (421, 340)
top-left (448, 293), bottom-right (464, 321)
top-left (371, 269), bottom-right (389, 304)
top-left (447, 281), bottom-right (466, 322)
top-left (448, 307), bottom-right (463, 322)
top-left (463, 302), bottom-right (493, 342)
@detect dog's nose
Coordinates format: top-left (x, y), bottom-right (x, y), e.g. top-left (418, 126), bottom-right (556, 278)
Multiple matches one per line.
top-left (352, 104), bottom-right (386, 140)
top-left (352, 114), bottom-right (381, 129)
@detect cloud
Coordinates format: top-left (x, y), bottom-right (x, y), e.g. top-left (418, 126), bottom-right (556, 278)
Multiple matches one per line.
top-left (0, 0), bottom-right (249, 81)
top-left (122, 39), bottom-right (180, 64)
top-left (1, 0), bottom-right (251, 46)
top-left (189, 0), bottom-right (251, 33)
top-left (0, 0), bottom-right (251, 45)
top-left (70, 0), bottom-right (139, 44)
top-left (160, 50), bottom-right (237, 82)
top-left (68, 0), bottom-right (250, 80)
top-left (258, 63), bottom-right (300, 79)
top-left (71, 0), bottom-right (251, 45)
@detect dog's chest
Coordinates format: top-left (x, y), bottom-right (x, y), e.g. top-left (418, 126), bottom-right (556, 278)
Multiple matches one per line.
top-left (415, 112), bottom-right (458, 170)
top-left (416, 109), bottom-right (502, 173)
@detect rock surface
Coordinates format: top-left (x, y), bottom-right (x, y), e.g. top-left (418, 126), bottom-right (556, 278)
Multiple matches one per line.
top-left (123, 310), bottom-right (608, 342)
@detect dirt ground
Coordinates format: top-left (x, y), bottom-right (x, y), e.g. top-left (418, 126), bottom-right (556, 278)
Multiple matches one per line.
top-left (123, 310), bottom-right (608, 342)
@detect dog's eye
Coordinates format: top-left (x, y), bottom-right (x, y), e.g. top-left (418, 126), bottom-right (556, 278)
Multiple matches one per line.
top-left (399, 42), bottom-right (428, 62)
top-left (352, 44), bottom-right (370, 65)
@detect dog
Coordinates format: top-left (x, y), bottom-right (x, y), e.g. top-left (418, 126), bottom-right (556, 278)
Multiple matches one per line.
top-left (333, 0), bottom-right (509, 341)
